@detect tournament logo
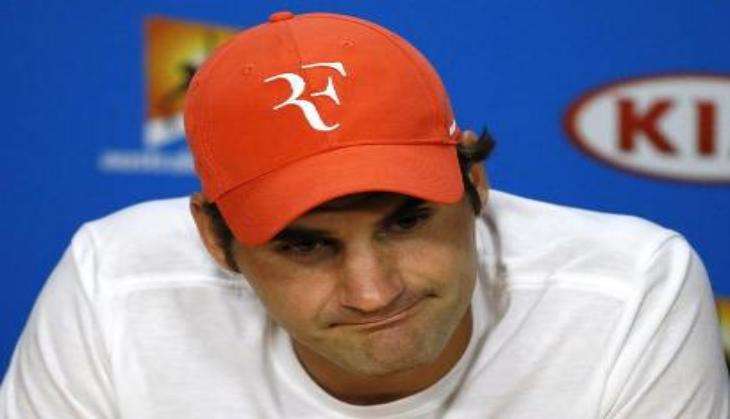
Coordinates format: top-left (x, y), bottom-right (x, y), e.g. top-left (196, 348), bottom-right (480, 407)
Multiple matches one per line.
top-left (563, 74), bottom-right (730, 183)
top-left (98, 16), bottom-right (236, 174)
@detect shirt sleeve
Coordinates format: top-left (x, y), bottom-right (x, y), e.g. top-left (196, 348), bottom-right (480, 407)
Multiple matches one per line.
top-left (600, 235), bottom-right (729, 418)
top-left (0, 225), bottom-right (116, 419)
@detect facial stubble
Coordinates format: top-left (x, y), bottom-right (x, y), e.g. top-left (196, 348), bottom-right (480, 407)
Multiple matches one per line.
top-left (302, 274), bottom-right (475, 378)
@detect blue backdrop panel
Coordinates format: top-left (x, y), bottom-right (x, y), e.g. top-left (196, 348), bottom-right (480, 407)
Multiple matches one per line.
top-left (1, 0), bottom-right (729, 375)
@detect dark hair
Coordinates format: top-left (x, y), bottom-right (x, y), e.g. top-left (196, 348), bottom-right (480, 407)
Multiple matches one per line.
top-left (201, 129), bottom-right (496, 272)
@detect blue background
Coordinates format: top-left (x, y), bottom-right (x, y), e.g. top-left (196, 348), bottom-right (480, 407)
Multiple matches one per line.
top-left (2, 0), bottom-right (729, 376)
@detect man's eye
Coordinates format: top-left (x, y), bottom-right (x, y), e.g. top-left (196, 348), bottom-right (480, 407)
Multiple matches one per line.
top-left (389, 208), bottom-right (433, 233)
top-left (275, 238), bottom-right (332, 256)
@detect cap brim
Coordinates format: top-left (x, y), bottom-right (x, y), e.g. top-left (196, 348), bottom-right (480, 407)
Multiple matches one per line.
top-left (216, 144), bottom-right (464, 246)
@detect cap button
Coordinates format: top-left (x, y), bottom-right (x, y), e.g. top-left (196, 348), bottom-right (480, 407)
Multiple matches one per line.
top-left (269, 11), bottom-right (295, 23)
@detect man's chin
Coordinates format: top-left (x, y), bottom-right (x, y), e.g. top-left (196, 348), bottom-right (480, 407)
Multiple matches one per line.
top-left (334, 350), bottom-right (434, 377)
top-left (328, 329), bottom-right (446, 377)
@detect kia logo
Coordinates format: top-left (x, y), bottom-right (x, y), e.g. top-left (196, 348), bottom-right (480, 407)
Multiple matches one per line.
top-left (563, 74), bottom-right (730, 184)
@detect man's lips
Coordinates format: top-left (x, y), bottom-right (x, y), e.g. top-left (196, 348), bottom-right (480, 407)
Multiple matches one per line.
top-left (334, 297), bottom-right (423, 329)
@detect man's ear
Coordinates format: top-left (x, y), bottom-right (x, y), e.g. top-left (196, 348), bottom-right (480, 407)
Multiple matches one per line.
top-left (469, 163), bottom-right (489, 211)
top-left (189, 192), bottom-right (236, 272)
top-left (459, 130), bottom-right (490, 211)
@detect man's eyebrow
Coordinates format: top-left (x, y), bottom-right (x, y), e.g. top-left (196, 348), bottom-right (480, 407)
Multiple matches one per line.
top-left (272, 197), bottom-right (429, 243)
top-left (271, 226), bottom-right (332, 243)
top-left (383, 197), bottom-right (428, 222)
top-left (314, 195), bottom-right (427, 219)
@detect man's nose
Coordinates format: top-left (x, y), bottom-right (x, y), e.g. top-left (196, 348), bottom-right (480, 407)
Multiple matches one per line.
top-left (337, 242), bottom-right (405, 313)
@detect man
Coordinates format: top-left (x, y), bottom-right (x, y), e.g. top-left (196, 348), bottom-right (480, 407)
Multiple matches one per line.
top-left (1, 11), bottom-right (728, 419)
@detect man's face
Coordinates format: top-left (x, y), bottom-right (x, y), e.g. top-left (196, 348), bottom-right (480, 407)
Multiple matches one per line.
top-left (230, 193), bottom-right (479, 377)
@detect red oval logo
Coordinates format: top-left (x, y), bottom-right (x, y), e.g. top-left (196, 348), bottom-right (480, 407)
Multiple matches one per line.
top-left (563, 74), bottom-right (730, 184)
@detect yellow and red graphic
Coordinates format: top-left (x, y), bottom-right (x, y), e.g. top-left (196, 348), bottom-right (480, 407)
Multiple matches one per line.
top-left (144, 16), bottom-right (237, 149)
top-left (98, 16), bottom-right (237, 174)
top-left (717, 298), bottom-right (730, 365)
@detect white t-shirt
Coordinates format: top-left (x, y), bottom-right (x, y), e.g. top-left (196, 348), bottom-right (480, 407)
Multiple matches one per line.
top-left (1, 190), bottom-right (727, 418)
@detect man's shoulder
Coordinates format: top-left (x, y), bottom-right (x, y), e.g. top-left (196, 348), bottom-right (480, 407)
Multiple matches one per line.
top-left (71, 196), bottom-right (228, 287)
top-left (88, 195), bottom-right (191, 234)
top-left (486, 190), bottom-right (688, 297)
top-left (489, 189), bottom-right (676, 242)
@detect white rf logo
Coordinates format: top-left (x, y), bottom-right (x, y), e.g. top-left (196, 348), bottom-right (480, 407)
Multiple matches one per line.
top-left (264, 62), bottom-right (347, 132)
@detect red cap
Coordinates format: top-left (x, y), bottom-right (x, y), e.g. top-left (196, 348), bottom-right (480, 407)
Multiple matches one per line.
top-left (184, 12), bottom-right (463, 245)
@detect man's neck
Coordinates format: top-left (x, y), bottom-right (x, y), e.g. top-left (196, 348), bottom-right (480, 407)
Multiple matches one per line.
top-left (292, 307), bottom-right (473, 405)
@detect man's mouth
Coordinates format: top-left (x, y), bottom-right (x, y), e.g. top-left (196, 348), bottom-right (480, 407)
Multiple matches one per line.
top-left (338, 298), bottom-right (424, 331)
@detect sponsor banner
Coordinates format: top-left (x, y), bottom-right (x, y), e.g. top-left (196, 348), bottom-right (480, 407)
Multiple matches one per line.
top-left (98, 16), bottom-right (237, 175)
top-left (564, 74), bottom-right (730, 184)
